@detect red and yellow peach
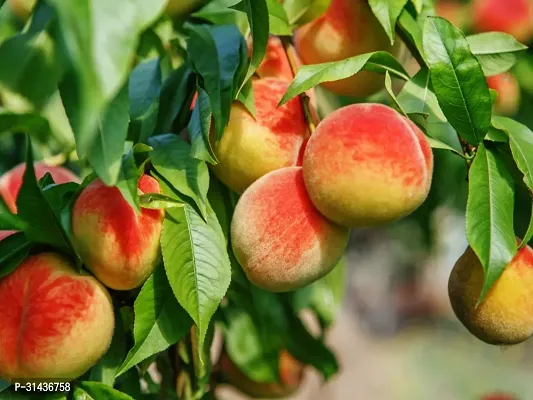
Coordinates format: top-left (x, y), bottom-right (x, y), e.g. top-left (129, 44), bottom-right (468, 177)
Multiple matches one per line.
top-left (71, 175), bottom-right (164, 291)
top-left (0, 253), bottom-right (114, 381)
top-left (0, 162), bottom-right (80, 213)
top-left (231, 166), bottom-right (349, 292)
top-left (294, 0), bottom-right (401, 98)
top-left (448, 244), bottom-right (533, 345)
top-left (487, 72), bottom-right (521, 116)
top-left (210, 78), bottom-right (309, 194)
top-left (302, 103), bottom-right (433, 227)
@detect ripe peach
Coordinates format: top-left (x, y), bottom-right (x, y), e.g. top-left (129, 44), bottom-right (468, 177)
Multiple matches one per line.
top-left (0, 231), bottom-right (16, 242)
top-left (220, 350), bottom-right (304, 398)
top-left (210, 78), bottom-right (309, 194)
top-left (487, 72), bottom-right (521, 116)
top-left (294, 0), bottom-right (401, 98)
top-left (71, 175), bottom-right (164, 291)
top-left (0, 253), bottom-right (114, 381)
top-left (231, 167), bottom-right (349, 292)
top-left (302, 103), bottom-right (433, 227)
top-left (472, 0), bottom-right (533, 43)
top-left (255, 37), bottom-right (294, 82)
top-left (481, 393), bottom-right (518, 400)
top-left (448, 245), bottom-right (533, 345)
top-left (0, 162), bottom-right (80, 213)
top-left (436, 0), bottom-right (469, 29)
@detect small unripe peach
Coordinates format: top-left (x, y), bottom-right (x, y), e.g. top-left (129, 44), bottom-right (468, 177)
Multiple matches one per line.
top-left (165, 0), bottom-right (205, 18)
top-left (220, 350), bottom-right (304, 398)
top-left (71, 175), bottom-right (164, 291)
top-left (472, 0), bottom-right (533, 43)
top-left (0, 253), bottom-right (114, 381)
top-left (487, 72), bottom-right (521, 116)
top-left (294, 0), bottom-right (401, 98)
top-left (231, 166), bottom-right (349, 292)
top-left (303, 103), bottom-right (433, 227)
top-left (210, 78), bottom-right (309, 194)
top-left (0, 162), bottom-right (80, 213)
top-left (449, 245), bottom-right (533, 345)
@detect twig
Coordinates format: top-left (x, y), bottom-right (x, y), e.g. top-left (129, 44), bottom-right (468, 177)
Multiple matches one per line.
top-left (280, 36), bottom-right (318, 134)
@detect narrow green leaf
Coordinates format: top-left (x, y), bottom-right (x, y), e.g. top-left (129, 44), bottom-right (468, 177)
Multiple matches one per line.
top-left (161, 203), bottom-right (231, 355)
top-left (466, 143), bottom-right (516, 301)
top-left (467, 32), bottom-right (528, 76)
top-left (384, 71), bottom-right (407, 116)
top-left (280, 51), bottom-right (409, 105)
top-left (397, 9), bottom-right (426, 65)
top-left (73, 381), bottom-right (134, 400)
top-left (129, 58), bottom-right (162, 144)
top-left (239, 0), bottom-right (269, 86)
top-left (411, 0), bottom-right (423, 13)
top-left (423, 17), bottom-right (492, 145)
top-left (368, 0), bottom-right (409, 45)
top-left (188, 87), bottom-right (217, 164)
top-left (87, 84), bottom-right (129, 186)
top-left (267, 0), bottom-right (291, 35)
top-left (150, 134), bottom-right (210, 220)
top-left (115, 265), bottom-right (192, 377)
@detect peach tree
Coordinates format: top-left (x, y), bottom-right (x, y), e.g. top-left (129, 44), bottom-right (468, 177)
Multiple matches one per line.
top-left (0, 0), bottom-right (532, 399)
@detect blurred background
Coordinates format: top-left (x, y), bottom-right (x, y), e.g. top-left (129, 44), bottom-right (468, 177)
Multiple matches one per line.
top-left (219, 0), bottom-right (533, 398)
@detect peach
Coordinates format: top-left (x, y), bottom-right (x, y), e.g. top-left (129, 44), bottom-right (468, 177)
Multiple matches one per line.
top-left (71, 175), bottom-right (164, 291)
top-left (0, 231), bottom-right (16, 242)
top-left (165, 0), bottom-right (205, 18)
top-left (448, 245), bottom-right (533, 345)
top-left (302, 103), bottom-right (433, 227)
top-left (220, 350), bottom-right (304, 398)
top-left (486, 72), bottom-right (521, 116)
top-left (231, 167), bottom-right (349, 292)
top-left (294, 0), bottom-right (401, 98)
top-left (0, 252), bottom-right (114, 381)
top-left (472, 0), bottom-right (533, 43)
top-left (255, 37), bottom-right (294, 82)
top-left (210, 78), bottom-right (309, 194)
top-left (0, 162), bottom-right (80, 213)
top-left (7, 0), bottom-right (36, 21)
top-left (435, 0), bottom-right (469, 29)
top-left (481, 394), bottom-right (518, 400)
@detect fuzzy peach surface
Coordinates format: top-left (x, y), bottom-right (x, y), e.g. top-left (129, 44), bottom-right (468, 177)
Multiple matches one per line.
top-left (231, 167), bottom-right (349, 292)
top-left (0, 253), bottom-right (114, 381)
top-left (210, 78), bottom-right (309, 194)
top-left (487, 72), bottom-right (521, 116)
top-left (448, 245), bottom-right (533, 345)
top-left (255, 36), bottom-right (294, 82)
top-left (294, 0), bottom-right (399, 98)
top-left (303, 103), bottom-right (433, 228)
top-left (0, 162), bottom-right (80, 213)
top-left (472, 0), bottom-right (533, 43)
top-left (71, 175), bottom-right (164, 291)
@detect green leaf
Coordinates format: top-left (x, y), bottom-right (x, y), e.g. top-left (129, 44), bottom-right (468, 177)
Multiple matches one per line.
top-left (423, 17), bottom-right (491, 145)
top-left (116, 143), bottom-right (152, 213)
top-left (186, 24), bottom-right (247, 140)
top-left (73, 381), bottom-right (134, 400)
top-left (192, 0), bottom-right (248, 30)
top-left (129, 58), bottom-right (162, 144)
top-left (368, 0), bottom-right (409, 45)
top-left (280, 51), bottom-right (409, 105)
top-left (0, 232), bottom-right (30, 279)
top-left (188, 87), bottom-right (217, 164)
top-left (49, 0), bottom-right (166, 156)
top-left (397, 68), bottom-right (445, 122)
top-left (239, 0), bottom-right (269, 87)
top-left (467, 32), bottom-right (528, 76)
top-left (150, 134), bottom-right (210, 220)
top-left (87, 84), bottom-right (129, 187)
top-left (115, 264), bottom-right (192, 377)
top-left (16, 141), bottom-right (74, 253)
top-left (223, 309), bottom-right (280, 382)
top-left (160, 203), bottom-right (231, 356)
top-left (155, 65), bottom-right (195, 134)
top-left (384, 71), bottom-right (407, 116)
top-left (411, 0), bottom-right (423, 13)
top-left (466, 143), bottom-right (516, 302)
top-left (0, 111), bottom-right (51, 142)
top-left (0, 29), bottom-right (63, 108)
top-left (397, 9), bottom-right (426, 66)
top-left (267, 0), bottom-right (291, 36)
top-left (0, 196), bottom-right (25, 231)
top-left (140, 193), bottom-right (185, 210)
top-left (492, 117), bottom-right (533, 247)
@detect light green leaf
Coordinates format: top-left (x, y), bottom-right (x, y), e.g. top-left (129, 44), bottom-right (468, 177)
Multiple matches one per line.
top-left (267, 0), bottom-right (291, 35)
top-left (368, 0), bottom-right (409, 45)
top-left (73, 381), bottom-right (134, 400)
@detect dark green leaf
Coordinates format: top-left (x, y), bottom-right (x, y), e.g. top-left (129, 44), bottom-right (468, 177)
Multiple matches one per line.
top-left (466, 143), bottom-right (516, 301)
top-left (423, 17), bottom-right (491, 145)
top-left (280, 51), bottom-right (409, 105)
top-left (0, 232), bottom-right (30, 279)
top-left (115, 264), bottom-right (192, 377)
top-left (0, 111), bottom-right (51, 142)
top-left (188, 87), bottom-right (217, 164)
top-left (129, 58), bottom-right (162, 144)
